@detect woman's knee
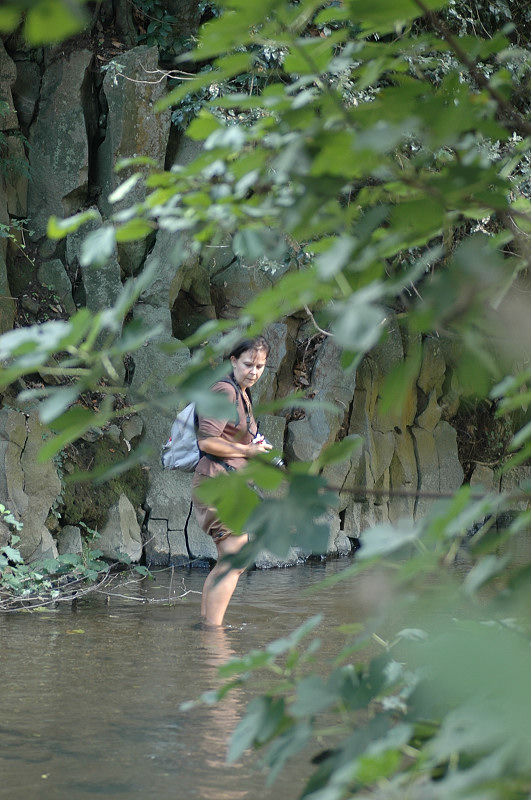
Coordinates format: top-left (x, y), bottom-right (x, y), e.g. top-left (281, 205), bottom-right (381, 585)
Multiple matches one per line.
top-left (216, 533), bottom-right (248, 558)
top-left (232, 566), bottom-right (246, 577)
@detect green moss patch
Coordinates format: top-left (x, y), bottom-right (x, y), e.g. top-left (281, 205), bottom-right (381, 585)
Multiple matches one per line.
top-left (61, 437), bottom-right (148, 531)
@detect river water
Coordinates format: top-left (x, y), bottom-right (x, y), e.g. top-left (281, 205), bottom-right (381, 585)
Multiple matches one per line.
top-left (1, 558), bottom-right (384, 800)
top-left (3, 531), bottom-right (529, 800)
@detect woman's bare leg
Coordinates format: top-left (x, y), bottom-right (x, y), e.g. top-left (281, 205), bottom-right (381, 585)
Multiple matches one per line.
top-left (201, 533), bottom-right (249, 627)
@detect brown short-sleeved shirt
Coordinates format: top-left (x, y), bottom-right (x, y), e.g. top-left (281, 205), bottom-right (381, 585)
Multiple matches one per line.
top-left (194, 379), bottom-right (256, 477)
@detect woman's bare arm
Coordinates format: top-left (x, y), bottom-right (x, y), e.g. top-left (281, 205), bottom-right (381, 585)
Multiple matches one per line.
top-left (198, 436), bottom-right (272, 460)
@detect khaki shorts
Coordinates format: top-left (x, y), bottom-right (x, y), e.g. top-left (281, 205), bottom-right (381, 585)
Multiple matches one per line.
top-left (192, 472), bottom-right (234, 542)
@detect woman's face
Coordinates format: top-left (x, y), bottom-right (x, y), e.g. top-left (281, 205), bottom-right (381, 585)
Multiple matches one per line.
top-left (231, 348), bottom-right (267, 390)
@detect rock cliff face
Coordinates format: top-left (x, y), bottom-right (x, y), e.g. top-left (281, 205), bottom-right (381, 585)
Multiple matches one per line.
top-left (0, 34), bottom-right (527, 566)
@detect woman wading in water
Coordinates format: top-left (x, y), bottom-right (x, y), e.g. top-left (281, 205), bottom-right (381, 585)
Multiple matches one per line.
top-left (192, 337), bottom-right (272, 628)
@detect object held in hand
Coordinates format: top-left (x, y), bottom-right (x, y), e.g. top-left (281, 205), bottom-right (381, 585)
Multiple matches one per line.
top-left (253, 432), bottom-right (285, 468)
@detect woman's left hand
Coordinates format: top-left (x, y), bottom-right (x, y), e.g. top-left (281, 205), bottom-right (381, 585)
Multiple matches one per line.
top-left (248, 438), bottom-right (273, 457)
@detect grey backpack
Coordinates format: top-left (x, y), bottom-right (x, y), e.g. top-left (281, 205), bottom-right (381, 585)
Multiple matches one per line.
top-left (160, 378), bottom-right (241, 472)
top-left (160, 403), bottom-right (200, 472)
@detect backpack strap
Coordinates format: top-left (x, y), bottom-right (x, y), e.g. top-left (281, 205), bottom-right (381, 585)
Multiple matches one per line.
top-left (219, 374), bottom-right (253, 431)
top-left (218, 375), bottom-right (243, 425)
top-left (203, 454), bottom-right (236, 472)
top-left (221, 374), bottom-right (252, 406)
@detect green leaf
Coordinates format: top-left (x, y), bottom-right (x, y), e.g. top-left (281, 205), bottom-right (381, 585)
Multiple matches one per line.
top-left (347, 0), bottom-right (448, 35)
top-left (2, 545), bottom-right (23, 564)
top-left (510, 197), bottom-right (531, 233)
top-left (158, 53), bottom-right (251, 110)
top-left (228, 696), bottom-right (288, 763)
top-left (291, 675), bottom-right (337, 717)
top-left (108, 173), bottom-right (142, 204)
top-left (115, 156), bottom-right (158, 171)
top-left (39, 386), bottom-right (84, 425)
top-left (313, 436), bottom-right (363, 471)
top-left (186, 111), bottom-right (223, 141)
top-left (57, 553), bottom-right (82, 567)
top-left (195, 471), bottom-right (261, 535)
top-left (263, 721), bottom-right (312, 787)
top-left (331, 286), bottom-right (387, 354)
top-left (218, 650), bottom-right (275, 680)
top-left (243, 268), bottom-right (334, 325)
top-left (245, 475), bottom-right (337, 558)
top-left (0, 321), bottom-right (71, 359)
top-left (314, 236), bottom-right (356, 279)
top-left (235, 460), bottom-right (285, 492)
top-left (38, 405), bottom-right (113, 462)
top-left (105, 256), bottom-right (161, 324)
top-left (115, 219), bottom-right (154, 242)
top-left (509, 420), bottom-right (531, 451)
top-left (386, 197), bottom-right (445, 250)
top-left (38, 557), bottom-right (60, 574)
top-left (463, 554), bottom-right (511, 595)
top-left (356, 749), bottom-right (402, 784)
top-left (188, 17), bottom-right (255, 62)
top-left (283, 32), bottom-right (347, 75)
top-left (408, 622), bottom-right (531, 763)
top-left (111, 318), bottom-right (159, 355)
top-left (454, 342), bottom-right (497, 398)
top-left (0, 7), bottom-right (22, 32)
top-left (357, 520), bottom-right (422, 559)
top-left (0, 321), bottom-right (79, 383)
top-left (499, 442), bottom-right (531, 473)
top-left (314, 6), bottom-right (350, 25)
top-left (24, 0), bottom-right (87, 44)
top-left (80, 225), bottom-right (116, 267)
top-left (266, 615), bottom-right (323, 656)
top-left (233, 228), bottom-right (288, 261)
top-left (47, 209), bottom-right (101, 239)
top-left (67, 444), bottom-right (153, 486)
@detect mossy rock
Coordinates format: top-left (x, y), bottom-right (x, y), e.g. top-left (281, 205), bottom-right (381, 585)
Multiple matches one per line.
top-left (60, 436), bottom-right (148, 531)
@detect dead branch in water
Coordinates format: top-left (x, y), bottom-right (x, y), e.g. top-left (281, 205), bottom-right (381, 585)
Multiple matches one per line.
top-left (0, 564), bottom-right (201, 613)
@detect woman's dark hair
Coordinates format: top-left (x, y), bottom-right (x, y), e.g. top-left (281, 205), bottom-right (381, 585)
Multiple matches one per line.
top-left (228, 336), bottom-right (270, 360)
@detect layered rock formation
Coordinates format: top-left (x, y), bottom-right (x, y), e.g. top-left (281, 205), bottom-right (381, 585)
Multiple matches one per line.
top-left (0, 35), bottom-right (527, 567)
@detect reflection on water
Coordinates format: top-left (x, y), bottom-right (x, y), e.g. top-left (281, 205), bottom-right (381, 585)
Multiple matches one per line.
top-left (0, 560), bottom-right (364, 800)
top-left (196, 627), bottom-right (247, 800)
